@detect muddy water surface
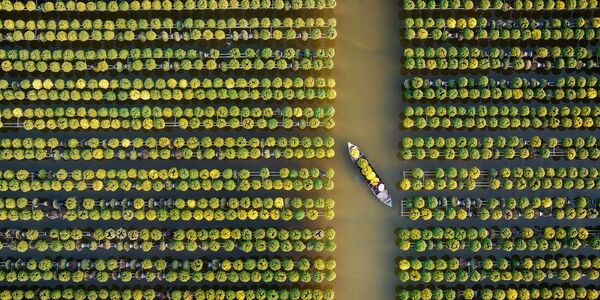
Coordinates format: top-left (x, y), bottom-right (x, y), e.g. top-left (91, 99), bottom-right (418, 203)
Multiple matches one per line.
top-left (330, 0), bottom-right (403, 298)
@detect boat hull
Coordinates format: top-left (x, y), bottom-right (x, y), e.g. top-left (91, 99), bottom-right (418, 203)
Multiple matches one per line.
top-left (347, 143), bottom-right (392, 207)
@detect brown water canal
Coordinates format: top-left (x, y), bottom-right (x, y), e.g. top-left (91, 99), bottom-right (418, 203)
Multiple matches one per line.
top-left (329, 0), bottom-right (404, 298)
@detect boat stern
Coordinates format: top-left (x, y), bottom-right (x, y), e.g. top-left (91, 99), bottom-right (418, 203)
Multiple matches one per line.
top-left (384, 197), bottom-right (393, 207)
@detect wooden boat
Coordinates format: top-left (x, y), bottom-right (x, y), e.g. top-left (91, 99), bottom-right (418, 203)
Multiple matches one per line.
top-left (347, 142), bottom-right (392, 207)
